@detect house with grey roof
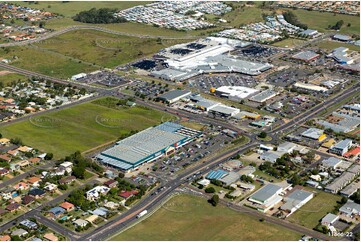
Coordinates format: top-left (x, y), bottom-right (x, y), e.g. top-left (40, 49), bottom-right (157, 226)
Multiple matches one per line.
top-left (321, 213), bottom-right (339, 227)
top-left (11, 228), bottom-right (28, 237)
top-left (339, 201), bottom-right (360, 217)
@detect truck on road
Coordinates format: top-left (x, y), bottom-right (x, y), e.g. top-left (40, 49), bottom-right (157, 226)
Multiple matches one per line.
top-left (137, 210), bottom-right (148, 218)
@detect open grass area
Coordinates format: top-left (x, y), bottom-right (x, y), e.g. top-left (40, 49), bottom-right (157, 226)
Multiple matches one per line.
top-left (290, 9), bottom-right (360, 35)
top-left (33, 29), bottom-right (191, 68)
top-left (287, 188), bottom-right (342, 229)
top-left (221, 4), bottom-right (272, 28)
top-left (179, 121), bottom-right (205, 131)
top-left (111, 194), bottom-right (301, 241)
top-left (0, 70), bottom-right (28, 86)
top-left (0, 97), bottom-right (174, 159)
top-left (0, 46), bottom-right (97, 79)
top-left (315, 40), bottom-right (360, 52)
top-left (272, 38), bottom-right (307, 48)
top-left (9, 1), bottom-right (147, 18)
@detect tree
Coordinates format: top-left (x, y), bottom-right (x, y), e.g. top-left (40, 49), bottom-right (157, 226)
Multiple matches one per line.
top-left (205, 187), bottom-right (216, 193)
top-left (44, 153), bottom-right (53, 160)
top-left (258, 131), bottom-right (267, 139)
top-left (291, 174), bottom-right (301, 186)
top-left (209, 194), bottom-right (219, 207)
top-left (72, 165), bottom-right (86, 179)
top-left (39, 21), bottom-right (46, 28)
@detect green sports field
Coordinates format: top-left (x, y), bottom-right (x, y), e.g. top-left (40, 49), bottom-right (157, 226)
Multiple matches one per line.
top-left (0, 97), bottom-right (174, 159)
top-left (111, 194), bottom-right (302, 241)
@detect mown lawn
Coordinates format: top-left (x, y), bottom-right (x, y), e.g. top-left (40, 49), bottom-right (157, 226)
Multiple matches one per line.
top-left (0, 97), bottom-right (174, 158)
top-left (287, 188), bottom-right (342, 229)
top-left (111, 194), bottom-right (301, 241)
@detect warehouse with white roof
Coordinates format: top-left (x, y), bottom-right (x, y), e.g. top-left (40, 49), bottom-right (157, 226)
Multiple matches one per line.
top-left (97, 122), bottom-right (201, 172)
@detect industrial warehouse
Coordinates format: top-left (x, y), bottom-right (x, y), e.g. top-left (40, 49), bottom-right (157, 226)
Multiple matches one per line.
top-left (96, 122), bottom-right (202, 172)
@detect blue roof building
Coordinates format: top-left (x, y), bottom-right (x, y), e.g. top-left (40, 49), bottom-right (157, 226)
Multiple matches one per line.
top-left (206, 169), bottom-right (229, 180)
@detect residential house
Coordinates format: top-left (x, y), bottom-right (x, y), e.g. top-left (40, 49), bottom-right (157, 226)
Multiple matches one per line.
top-left (0, 168), bottom-right (9, 176)
top-left (48, 207), bottom-right (66, 219)
top-left (11, 228), bottom-right (28, 237)
top-left (27, 177), bottom-right (41, 187)
top-left (0, 154), bottom-right (11, 162)
top-left (19, 219), bottom-right (38, 230)
top-left (91, 207), bottom-right (109, 217)
top-left (59, 201), bottom-right (74, 212)
top-left (13, 182), bottom-right (29, 191)
top-left (0, 138), bottom-right (10, 145)
top-left (6, 202), bottom-right (20, 212)
top-left (0, 235), bottom-right (10, 241)
top-left (104, 201), bottom-right (119, 210)
top-left (43, 233), bottom-right (58, 241)
top-left (22, 195), bottom-right (35, 205)
top-left (59, 162), bottom-right (73, 173)
top-left (16, 160), bottom-right (30, 169)
top-left (321, 213), bottom-right (339, 227)
top-left (7, 149), bottom-right (19, 157)
top-left (73, 219), bottom-right (88, 227)
top-left (29, 157), bottom-right (41, 164)
top-left (58, 176), bottom-right (76, 185)
top-left (104, 179), bottom-right (118, 188)
top-left (85, 186), bottom-right (110, 201)
top-left (44, 183), bottom-right (57, 193)
top-left (118, 190), bottom-right (138, 199)
top-left (85, 215), bottom-right (99, 224)
top-left (17, 146), bottom-right (33, 153)
top-left (339, 201), bottom-right (360, 218)
top-left (28, 188), bottom-right (46, 199)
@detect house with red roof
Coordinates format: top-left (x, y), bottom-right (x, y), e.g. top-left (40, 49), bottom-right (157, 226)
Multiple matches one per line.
top-left (118, 190), bottom-right (138, 199)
